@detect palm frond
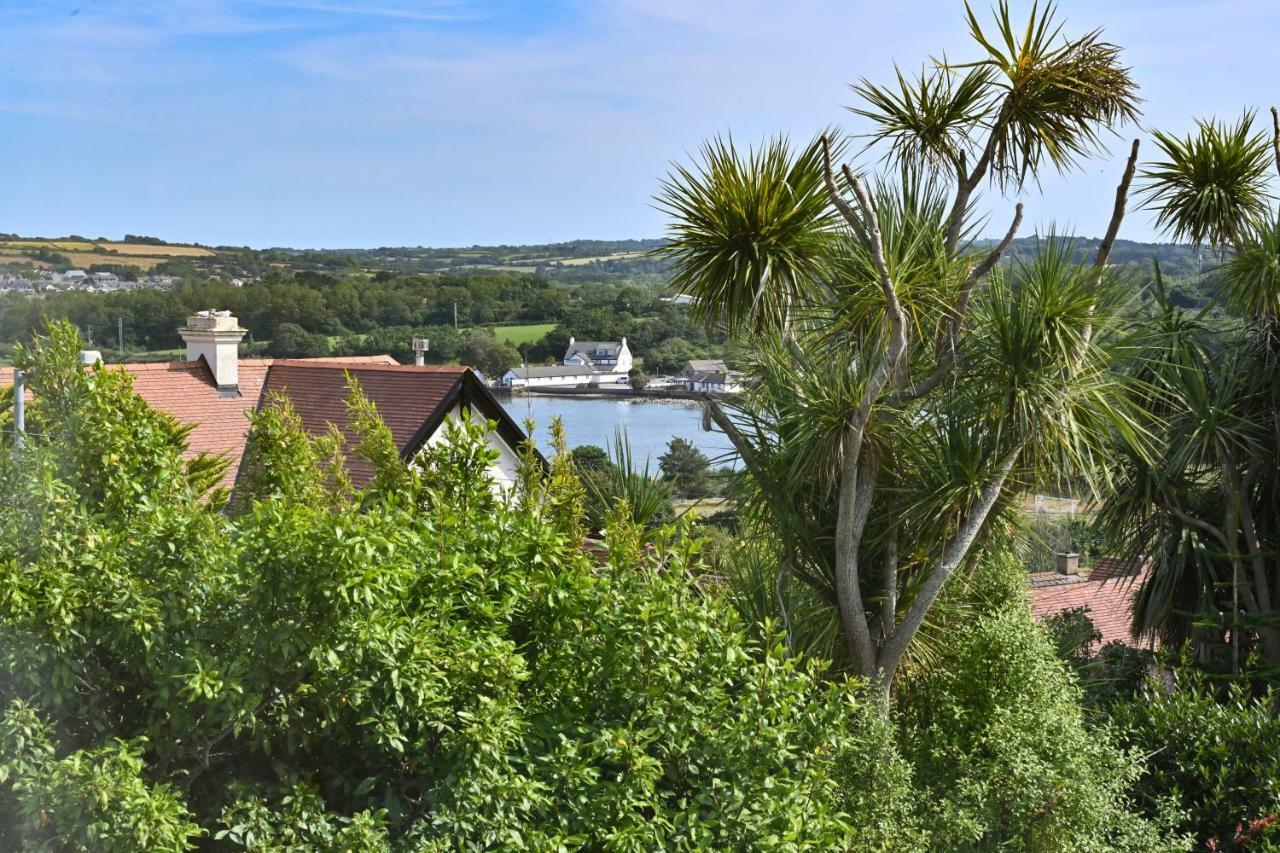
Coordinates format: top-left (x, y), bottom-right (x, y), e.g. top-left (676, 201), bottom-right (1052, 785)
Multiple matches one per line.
top-left (1137, 112), bottom-right (1274, 250)
top-left (1222, 212), bottom-right (1280, 318)
top-left (656, 132), bottom-right (845, 335)
top-left (850, 62), bottom-right (995, 173)
top-left (962, 0), bottom-right (1141, 189)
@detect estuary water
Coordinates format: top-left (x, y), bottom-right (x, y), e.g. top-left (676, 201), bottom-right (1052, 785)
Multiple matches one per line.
top-left (497, 394), bottom-right (737, 467)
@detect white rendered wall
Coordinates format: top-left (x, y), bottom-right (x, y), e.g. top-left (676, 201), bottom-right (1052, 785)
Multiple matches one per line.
top-left (420, 402), bottom-right (522, 491)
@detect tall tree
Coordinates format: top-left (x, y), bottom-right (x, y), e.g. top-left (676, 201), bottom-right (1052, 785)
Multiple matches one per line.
top-left (658, 437), bottom-right (713, 498)
top-left (1098, 109), bottom-right (1280, 671)
top-left (659, 0), bottom-right (1142, 698)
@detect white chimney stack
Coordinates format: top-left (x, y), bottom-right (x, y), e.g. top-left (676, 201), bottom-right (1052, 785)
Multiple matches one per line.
top-left (180, 310), bottom-right (247, 392)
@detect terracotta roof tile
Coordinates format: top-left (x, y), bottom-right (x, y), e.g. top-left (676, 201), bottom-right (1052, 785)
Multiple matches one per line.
top-left (128, 360), bottom-right (267, 490)
top-left (260, 363), bottom-right (469, 487)
top-left (2, 354), bottom-right (419, 492)
top-left (1088, 555), bottom-right (1151, 582)
top-left (1029, 565), bottom-right (1154, 650)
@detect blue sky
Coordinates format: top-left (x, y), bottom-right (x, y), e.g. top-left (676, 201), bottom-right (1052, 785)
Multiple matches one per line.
top-left (0, 0), bottom-right (1277, 248)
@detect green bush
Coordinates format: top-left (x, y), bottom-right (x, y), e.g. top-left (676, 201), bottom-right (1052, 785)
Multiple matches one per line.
top-left (0, 703), bottom-right (201, 852)
top-left (1109, 672), bottom-right (1280, 849)
top-left (267, 321), bottom-right (331, 358)
top-left (896, 555), bottom-right (1181, 851)
top-left (0, 322), bottom-right (906, 849)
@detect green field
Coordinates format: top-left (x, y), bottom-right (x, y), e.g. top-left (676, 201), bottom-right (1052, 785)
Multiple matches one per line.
top-left (492, 323), bottom-right (555, 345)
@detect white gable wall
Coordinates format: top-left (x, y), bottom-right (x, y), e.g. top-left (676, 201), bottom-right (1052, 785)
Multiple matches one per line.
top-left (418, 401), bottom-right (523, 491)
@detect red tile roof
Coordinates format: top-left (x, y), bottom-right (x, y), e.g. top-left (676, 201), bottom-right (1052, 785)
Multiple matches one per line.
top-left (0, 354), bottom-right (431, 492)
top-left (1029, 564), bottom-right (1154, 650)
top-left (260, 362), bottom-right (470, 487)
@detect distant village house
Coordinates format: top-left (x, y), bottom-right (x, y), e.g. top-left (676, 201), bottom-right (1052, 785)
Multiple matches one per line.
top-left (682, 359), bottom-right (741, 394)
top-left (499, 336), bottom-right (633, 389)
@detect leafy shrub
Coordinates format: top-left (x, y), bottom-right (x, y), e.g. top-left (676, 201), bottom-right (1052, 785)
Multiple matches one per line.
top-left (896, 555), bottom-right (1180, 851)
top-left (0, 702), bottom-right (201, 852)
top-left (1109, 672), bottom-right (1280, 849)
top-left (0, 321), bottom-right (905, 848)
top-left (267, 321), bottom-right (331, 358)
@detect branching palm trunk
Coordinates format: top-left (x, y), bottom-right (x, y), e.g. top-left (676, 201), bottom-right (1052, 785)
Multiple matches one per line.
top-left (810, 137), bottom-right (1140, 700)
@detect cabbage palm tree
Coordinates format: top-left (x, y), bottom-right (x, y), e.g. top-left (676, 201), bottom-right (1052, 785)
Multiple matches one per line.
top-left (1099, 109), bottom-right (1280, 672)
top-left (659, 1), bottom-right (1142, 698)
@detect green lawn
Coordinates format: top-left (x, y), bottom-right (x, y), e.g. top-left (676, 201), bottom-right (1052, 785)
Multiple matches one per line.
top-left (492, 323), bottom-right (555, 345)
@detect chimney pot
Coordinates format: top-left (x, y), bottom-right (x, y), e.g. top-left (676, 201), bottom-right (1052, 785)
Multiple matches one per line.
top-left (179, 310), bottom-right (246, 391)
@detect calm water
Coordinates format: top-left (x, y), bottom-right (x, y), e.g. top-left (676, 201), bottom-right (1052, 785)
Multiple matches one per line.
top-left (498, 394), bottom-right (737, 467)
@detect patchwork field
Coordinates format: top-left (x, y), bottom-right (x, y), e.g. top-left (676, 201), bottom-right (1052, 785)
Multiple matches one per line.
top-left (0, 238), bottom-right (212, 270)
top-left (548, 251), bottom-right (647, 266)
top-left (97, 242), bottom-right (213, 257)
top-left (64, 252), bottom-right (167, 270)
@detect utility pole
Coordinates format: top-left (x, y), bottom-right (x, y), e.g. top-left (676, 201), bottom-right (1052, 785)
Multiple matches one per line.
top-left (453, 301), bottom-right (458, 329)
top-left (117, 317), bottom-right (124, 359)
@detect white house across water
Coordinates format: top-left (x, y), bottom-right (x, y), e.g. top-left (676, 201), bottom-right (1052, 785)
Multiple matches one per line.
top-left (500, 337), bottom-right (633, 389)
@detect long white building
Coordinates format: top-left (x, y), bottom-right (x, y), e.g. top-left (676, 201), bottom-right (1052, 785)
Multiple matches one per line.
top-left (499, 337), bottom-right (633, 389)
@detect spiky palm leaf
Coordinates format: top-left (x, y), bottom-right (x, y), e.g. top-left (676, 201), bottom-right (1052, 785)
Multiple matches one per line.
top-left (1222, 212), bottom-right (1280, 319)
top-left (966, 235), bottom-right (1150, 490)
top-left (961, 0), bottom-right (1140, 188)
top-left (583, 429), bottom-right (675, 531)
top-left (851, 63), bottom-right (994, 172)
top-left (1138, 112), bottom-right (1273, 250)
top-left (821, 167), bottom-right (969, 348)
top-left (656, 133), bottom-right (845, 334)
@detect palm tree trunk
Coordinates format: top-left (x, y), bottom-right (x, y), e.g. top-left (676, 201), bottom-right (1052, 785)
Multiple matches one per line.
top-left (833, 426), bottom-right (878, 677)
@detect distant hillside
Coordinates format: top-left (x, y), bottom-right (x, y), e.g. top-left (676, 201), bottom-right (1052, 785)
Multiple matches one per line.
top-left (985, 236), bottom-right (1205, 278)
top-left (0, 231), bottom-right (1213, 289)
top-left (0, 236), bottom-right (213, 274)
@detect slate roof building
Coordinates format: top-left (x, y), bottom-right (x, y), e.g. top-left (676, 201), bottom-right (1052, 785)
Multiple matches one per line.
top-left (498, 337), bottom-right (634, 389)
top-left (563, 337), bottom-right (632, 372)
top-left (681, 359), bottom-right (741, 394)
top-left (499, 364), bottom-right (599, 388)
top-left (2, 311), bottom-right (532, 493)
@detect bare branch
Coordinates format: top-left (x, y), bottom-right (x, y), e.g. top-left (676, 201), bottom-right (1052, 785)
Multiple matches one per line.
top-left (1225, 459), bottom-right (1274, 614)
top-left (846, 169), bottom-right (909, 405)
top-left (820, 135), bottom-right (870, 247)
top-left (704, 398), bottom-right (769, 489)
top-left (1163, 500), bottom-right (1230, 551)
top-left (943, 101), bottom-right (1008, 258)
top-left (880, 525), bottom-right (898, 638)
top-left (1272, 107), bottom-right (1280, 179)
top-left (833, 437), bottom-right (879, 673)
top-left (892, 202), bottom-right (1024, 404)
top-left (1080, 139), bottom-right (1140, 353)
top-left (962, 202), bottom-right (1025, 297)
top-left (1094, 139), bottom-right (1141, 274)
